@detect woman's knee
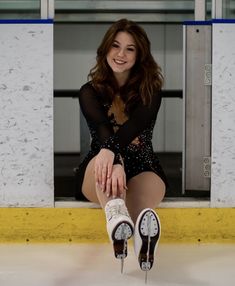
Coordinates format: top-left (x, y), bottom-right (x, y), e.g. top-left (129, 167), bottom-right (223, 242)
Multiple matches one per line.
top-left (126, 172), bottom-right (165, 206)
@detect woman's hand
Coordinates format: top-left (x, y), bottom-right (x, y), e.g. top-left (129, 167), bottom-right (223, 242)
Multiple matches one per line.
top-left (95, 148), bottom-right (114, 190)
top-left (105, 164), bottom-right (127, 199)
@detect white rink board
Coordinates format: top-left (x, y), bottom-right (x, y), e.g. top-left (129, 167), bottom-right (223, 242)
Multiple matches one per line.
top-left (211, 22), bottom-right (235, 207)
top-left (0, 22), bottom-right (54, 207)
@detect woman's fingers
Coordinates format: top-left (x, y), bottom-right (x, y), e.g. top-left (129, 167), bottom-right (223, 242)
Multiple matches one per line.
top-left (101, 166), bottom-right (107, 190)
top-left (105, 177), bottom-right (111, 197)
top-left (107, 162), bottom-right (112, 179)
top-left (95, 155), bottom-right (126, 199)
top-left (96, 164), bottom-right (110, 190)
top-left (94, 149), bottom-right (115, 189)
top-left (110, 166), bottom-right (127, 199)
top-left (94, 163), bottom-right (102, 186)
top-left (111, 177), bottom-right (118, 198)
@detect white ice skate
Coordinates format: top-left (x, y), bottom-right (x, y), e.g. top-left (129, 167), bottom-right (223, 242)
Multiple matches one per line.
top-left (105, 198), bottom-right (134, 273)
top-left (134, 208), bottom-right (161, 283)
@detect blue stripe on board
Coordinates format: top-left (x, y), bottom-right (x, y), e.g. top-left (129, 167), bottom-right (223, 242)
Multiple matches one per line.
top-left (183, 19), bottom-right (235, 25)
top-left (183, 20), bottom-right (212, 26)
top-left (0, 19), bottom-right (53, 24)
top-left (212, 19), bottom-right (235, 24)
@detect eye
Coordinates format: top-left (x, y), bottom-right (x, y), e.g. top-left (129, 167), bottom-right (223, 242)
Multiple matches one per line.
top-left (127, 47), bottom-right (135, 52)
top-left (111, 43), bottom-right (119, 48)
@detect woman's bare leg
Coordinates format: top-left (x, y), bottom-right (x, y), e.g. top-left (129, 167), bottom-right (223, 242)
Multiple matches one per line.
top-left (126, 171), bottom-right (165, 223)
top-left (81, 157), bottom-right (111, 208)
top-left (82, 157), bottom-right (134, 260)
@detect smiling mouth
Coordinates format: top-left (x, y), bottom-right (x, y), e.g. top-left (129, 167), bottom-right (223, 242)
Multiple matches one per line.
top-left (114, 59), bottom-right (126, 65)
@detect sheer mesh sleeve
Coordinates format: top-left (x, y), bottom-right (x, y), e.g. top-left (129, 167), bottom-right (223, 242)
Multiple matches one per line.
top-left (79, 83), bottom-right (122, 165)
top-left (78, 83), bottom-right (114, 142)
top-left (79, 82), bottom-right (162, 156)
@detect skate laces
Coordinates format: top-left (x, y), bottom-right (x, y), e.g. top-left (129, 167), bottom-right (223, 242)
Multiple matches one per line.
top-left (106, 203), bottom-right (129, 221)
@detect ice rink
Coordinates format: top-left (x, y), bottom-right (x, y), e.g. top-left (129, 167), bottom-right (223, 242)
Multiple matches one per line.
top-left (0, 243), bottom-right (234, 286)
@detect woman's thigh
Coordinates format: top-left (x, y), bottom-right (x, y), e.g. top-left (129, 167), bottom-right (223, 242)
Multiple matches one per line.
top-left (126, 171), bottom-right (166, 223)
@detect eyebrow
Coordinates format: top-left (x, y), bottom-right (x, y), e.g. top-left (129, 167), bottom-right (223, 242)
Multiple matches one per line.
top-left (113, 40), bottom-right (136, 47)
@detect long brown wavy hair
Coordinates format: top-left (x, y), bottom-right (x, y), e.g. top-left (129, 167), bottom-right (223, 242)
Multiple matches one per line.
top-left (88, 19), bottom-right (163, 113)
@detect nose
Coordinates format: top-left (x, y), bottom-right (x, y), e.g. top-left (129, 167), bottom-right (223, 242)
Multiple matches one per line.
top-left (117, 48), bottom-right (125, 57)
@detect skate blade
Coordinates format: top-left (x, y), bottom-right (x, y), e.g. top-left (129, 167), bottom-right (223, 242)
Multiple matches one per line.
top-left (145, 270), bottom-right (148, 284)
top-left (121, 257), bottom-right (124, 274)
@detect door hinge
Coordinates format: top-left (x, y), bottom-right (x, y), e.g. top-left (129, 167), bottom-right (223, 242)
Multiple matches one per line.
top-left (203, 156), bottom-right (211, 178)
top-left (204, 64), bottom-right (212, 86)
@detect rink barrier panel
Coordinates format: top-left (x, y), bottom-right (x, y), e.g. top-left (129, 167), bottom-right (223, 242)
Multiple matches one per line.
top-left (0, 208), bottom-right (234, 244)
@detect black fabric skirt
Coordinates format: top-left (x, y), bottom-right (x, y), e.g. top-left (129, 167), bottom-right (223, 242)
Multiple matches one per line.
top-left (74, 150), bottom-right (168, 201)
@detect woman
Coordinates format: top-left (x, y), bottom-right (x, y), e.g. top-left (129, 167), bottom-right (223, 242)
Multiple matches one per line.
top-left (77, 19), bottom-right (167, 273)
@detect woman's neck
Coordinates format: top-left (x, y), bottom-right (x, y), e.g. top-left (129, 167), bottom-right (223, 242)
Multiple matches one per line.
top-left (114, 72), bottom-right (129, 87)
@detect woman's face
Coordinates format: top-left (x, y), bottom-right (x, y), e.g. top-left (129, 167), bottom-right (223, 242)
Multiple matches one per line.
top-left (106, 31), bottom-right (137, 82)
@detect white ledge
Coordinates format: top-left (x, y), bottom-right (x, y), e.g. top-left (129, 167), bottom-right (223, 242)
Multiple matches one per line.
top-left (55, 197), bottom-right (210, 208)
